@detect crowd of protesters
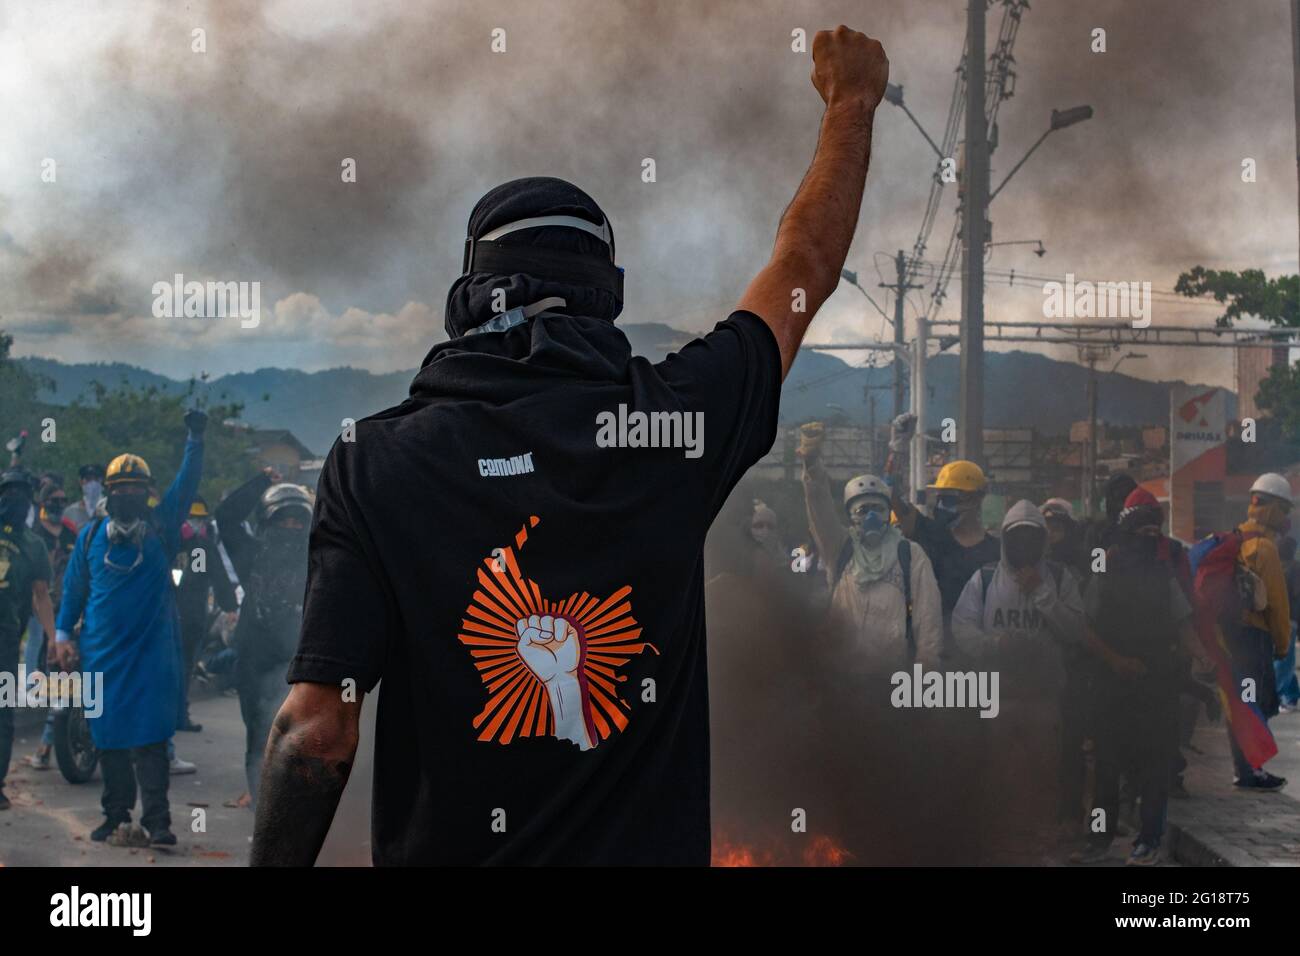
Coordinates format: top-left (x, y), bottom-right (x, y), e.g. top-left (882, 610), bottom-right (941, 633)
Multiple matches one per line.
top-left (0, 409), bottom-right (315, 847)
top-left (714, 415), bottom-right (1296, 866)
top-left (1, 399), bottom-right (1296, 864)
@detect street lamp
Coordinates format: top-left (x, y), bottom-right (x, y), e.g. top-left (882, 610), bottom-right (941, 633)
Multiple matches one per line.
top-left (989, 105), bottom-right (1094, 202)
top-left (840, 269), bottom-right (891, 322)
top-left (883, 83), bottom-right (944, 159)
top-left (1111, 351), bottom-right (1147, 374)
top-left (987, 239), bottom-right (1046, 259)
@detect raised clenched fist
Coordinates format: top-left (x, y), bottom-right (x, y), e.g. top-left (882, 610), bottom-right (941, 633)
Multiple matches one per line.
top-left (516, 614), bottom-right (595, 750)
top-left (811, 25), bottom-right (889, 111)
top-left (796, 421), bottom-right (826, 463)
top-left (516, 614), bottom-right (580, 679)
top-left (889, 412), bottom-right (916, 452)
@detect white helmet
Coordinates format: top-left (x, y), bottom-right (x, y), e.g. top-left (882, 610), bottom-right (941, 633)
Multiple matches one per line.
top-left (1250, 472), bottom-right (1293, 505)
top-left (843, 474), bottom-right (891, 512)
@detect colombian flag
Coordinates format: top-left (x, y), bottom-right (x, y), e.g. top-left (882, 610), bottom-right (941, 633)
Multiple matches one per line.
top-left (1193, 603), bottom-right (1278, 768)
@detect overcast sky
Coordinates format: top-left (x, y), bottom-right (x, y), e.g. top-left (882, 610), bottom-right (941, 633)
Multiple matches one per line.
top-left (0, 0), bottom-right (1293, 388)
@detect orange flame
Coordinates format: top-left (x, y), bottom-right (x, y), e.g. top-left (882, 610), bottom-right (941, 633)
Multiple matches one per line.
top-left (712, 829), bottom-right (851, 867)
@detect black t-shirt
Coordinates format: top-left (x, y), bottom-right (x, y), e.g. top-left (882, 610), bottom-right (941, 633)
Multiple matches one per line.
top-left (1084, 557), bottom-right (1192, 684)
top-left (35, 519), bottom-right (76, 607)
top-left (0, 527), bottom-right (52, 647)
top-left (288, 310), bottom-right (781, 865)
top-left (910, 511), bottom-right (1001, 620)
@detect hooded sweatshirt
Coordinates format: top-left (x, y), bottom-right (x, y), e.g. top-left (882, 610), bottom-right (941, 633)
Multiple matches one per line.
top-left (952, 499), bottom-right (1085, 699)
top-left (288, 295), bottom-right (782, 864)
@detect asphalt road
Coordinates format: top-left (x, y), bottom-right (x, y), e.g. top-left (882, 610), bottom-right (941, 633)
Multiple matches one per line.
top-left (0, 688), bottom-right (377, 867)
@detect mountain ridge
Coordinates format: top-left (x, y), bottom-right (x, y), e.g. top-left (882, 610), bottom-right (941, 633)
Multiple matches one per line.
top-left (16, 322), bottom-right (1224, 456)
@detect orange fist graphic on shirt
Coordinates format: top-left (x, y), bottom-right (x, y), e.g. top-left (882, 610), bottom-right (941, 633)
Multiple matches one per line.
top-left (515, 614), bottom-right (595, 750)
top-left (458, 517), bottom-right (658, 751)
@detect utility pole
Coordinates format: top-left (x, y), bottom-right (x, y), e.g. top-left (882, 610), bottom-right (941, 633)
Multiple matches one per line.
top-left (867, 393), bottom-right (878, 472)
top-left (959, 0), bottom-right (989, 467)
top-left (910, 316), bottom-right (930, 500)
top-left (879, 249), bottom-right (923, 419)
top-left (1084, 359), bottom-right (1098, 519)
top-left (1077, 343), bottom-right (1110, 518)
top-left (863, 376), bottom-right (894, 472)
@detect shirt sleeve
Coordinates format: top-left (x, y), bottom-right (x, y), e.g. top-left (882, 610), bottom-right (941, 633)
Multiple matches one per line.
top-left (653, 311), bottom-right (782, 517)
top-left (951, 569), bottom-right (992, 659)
top-left (1168, 576), bottom-right (1193, 624)
top-left (1082, 575), bottom-right (1101, 625)
top-left (57, 523), bottom-right (93, 633)
top-left (286, 445), bottom-right (391, 692)
top-left (28, 535), bottom-right (52, 583)
top-left (1032, 564), bottom-right (1085, 645)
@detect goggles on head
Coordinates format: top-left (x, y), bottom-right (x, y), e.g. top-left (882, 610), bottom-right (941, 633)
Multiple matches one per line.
top-left (462, 214), bottom-right (623, 304)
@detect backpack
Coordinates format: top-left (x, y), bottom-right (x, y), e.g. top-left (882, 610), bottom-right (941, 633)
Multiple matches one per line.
top-left (1188, 530), bottom-right (1261, 635)
top-left (833, 537), bottom-right (914, 658)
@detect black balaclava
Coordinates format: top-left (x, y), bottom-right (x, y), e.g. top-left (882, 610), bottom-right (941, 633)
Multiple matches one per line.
top-left (1003, 525), bottom-right (1046, 570)
top-left (1102, 473), bottom-right (1138, 525)
top-left (0, 488), bottom-right (31, 531)
top-left (444, 177), bottom-right (622, 340)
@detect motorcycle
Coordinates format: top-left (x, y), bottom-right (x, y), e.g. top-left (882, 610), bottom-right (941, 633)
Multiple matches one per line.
top-left (52, 701), bottom-right (99, 784)
top-left (49, 642), bottom-right (99, 784)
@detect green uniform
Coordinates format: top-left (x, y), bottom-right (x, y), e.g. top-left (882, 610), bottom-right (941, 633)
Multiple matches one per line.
top-left (1, 524), bottom-right (51, 791)
top-left (0, 525), bottom-right (51, 649)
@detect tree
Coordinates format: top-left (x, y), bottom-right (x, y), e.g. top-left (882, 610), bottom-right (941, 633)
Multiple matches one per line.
top-left (1, 327), bottom-right (260, 501)
top-left (1176, 267), bottom-right (1300, 445)
top-left (1175, 267), bottom-right (1300, 329)
top-left (0, 330), bottom-right (43, 443)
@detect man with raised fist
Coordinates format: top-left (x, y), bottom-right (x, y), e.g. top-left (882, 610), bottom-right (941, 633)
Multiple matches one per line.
top-left (253, 26), bottom-right (889, 867)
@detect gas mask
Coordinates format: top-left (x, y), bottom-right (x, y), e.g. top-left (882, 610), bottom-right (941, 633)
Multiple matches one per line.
top-left (849, 500), bottom-right (889, 549)
top-left (44, 498), bottom-right (67, 520)
top-left (263, 514), bottom-right (311, 551)
top-left (933, 493), bottom-right (963, 529)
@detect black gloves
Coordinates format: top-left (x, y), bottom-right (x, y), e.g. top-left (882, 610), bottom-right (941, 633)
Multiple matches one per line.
top-left (185, 408), bottom-right (208, 437)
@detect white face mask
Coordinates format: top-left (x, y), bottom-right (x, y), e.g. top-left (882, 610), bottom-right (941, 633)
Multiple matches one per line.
top-left (187, 518), bottom-right (205, 533)
top-left (83, 480), bottom-right (103, 507)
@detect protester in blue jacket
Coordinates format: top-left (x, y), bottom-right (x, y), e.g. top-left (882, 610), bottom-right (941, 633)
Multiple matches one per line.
top-left (55, 409), bottom-right (205, 845)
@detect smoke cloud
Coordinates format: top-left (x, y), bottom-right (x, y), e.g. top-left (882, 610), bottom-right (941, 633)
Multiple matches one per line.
top-left (1, 0), bottom-right (1292, 387)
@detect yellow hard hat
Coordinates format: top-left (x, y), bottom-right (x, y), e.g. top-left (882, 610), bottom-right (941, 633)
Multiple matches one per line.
top-left (105, 453), bottom-right (152, 489)
top-left (929, 460), bottom-right (987, 494)
top-left (189, 499), bottom-right (210, 518)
